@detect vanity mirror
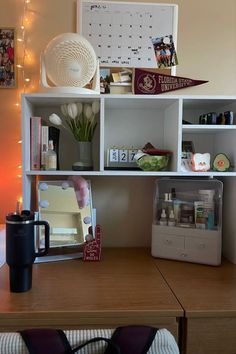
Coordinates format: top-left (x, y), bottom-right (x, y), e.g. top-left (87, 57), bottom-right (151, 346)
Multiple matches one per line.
top-left (37, 180), bottom-right (94, 262)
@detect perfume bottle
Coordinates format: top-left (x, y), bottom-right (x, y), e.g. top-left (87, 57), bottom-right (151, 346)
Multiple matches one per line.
top-left (45, 140), bottom-right (57, 170)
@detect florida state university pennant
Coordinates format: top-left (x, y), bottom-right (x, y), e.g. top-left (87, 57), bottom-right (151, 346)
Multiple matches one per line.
top-left (133, 68), bottom-right (208, 94)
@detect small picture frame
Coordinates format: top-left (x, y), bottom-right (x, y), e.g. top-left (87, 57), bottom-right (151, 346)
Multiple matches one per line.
top-left (0, 28), bottom-right (16, 88)
top-left (182, 141), bottom-right (195, 159)
top-left (100, 68), bottom-right (110, 94)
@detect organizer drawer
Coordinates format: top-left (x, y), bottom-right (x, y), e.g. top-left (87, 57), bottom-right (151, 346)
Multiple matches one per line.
top-left (156, 234), bottom-right (185, 249)
top-left (185, 237), bottom-right (216, 251)
top-left (152, 224), bottom-right (222, 265)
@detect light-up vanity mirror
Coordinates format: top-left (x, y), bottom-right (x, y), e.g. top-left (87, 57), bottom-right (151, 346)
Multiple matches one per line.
top-left (37, 180), bottom-right (94, 262)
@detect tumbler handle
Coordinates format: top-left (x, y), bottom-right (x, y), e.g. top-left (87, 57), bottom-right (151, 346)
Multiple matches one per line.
top-left (34, 220), bottom-right (50, 257)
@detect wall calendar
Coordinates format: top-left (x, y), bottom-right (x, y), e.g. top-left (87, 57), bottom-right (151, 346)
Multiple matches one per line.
top-left (77, 0), bottom-right (178, 68)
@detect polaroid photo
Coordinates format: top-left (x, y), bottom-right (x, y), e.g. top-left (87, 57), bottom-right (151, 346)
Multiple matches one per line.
top-left (151, 34), bottom-right (178, 69)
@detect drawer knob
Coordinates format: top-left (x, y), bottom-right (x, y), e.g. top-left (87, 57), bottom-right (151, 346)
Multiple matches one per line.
top-left (180, 253), bottom-right (187, 257)
top-left (199, 243), bottom-right (206, 249)
top-left (165, 239), bottom-right (172, 245)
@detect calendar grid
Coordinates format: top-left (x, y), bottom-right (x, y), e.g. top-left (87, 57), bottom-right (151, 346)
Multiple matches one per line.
top-left (78, 1), bottom-right (178, 68)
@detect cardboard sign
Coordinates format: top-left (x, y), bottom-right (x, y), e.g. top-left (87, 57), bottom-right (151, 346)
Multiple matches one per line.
top-left (133, 68), bottom-right (208, 94)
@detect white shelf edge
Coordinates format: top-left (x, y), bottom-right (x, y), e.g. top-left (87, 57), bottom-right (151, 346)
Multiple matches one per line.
top-left (25, 170), bottom-right (103, 176)
top-left (22, 93), bottom-right (236, 100)
top-left (25, 170), bottom-right (236, 177)
top-left (183, 124), bottom-right (236, 133)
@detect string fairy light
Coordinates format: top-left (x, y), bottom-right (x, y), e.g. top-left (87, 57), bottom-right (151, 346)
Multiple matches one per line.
top-left (17, 0), bottom-right (32, 95)
top-left (15, 0), bottom-right (33, 205)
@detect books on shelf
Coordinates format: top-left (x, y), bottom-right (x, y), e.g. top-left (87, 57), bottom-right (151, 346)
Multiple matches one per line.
top-left (49, 126), bottom-right (60, 170)
top-left (30, 117), bottom-right (60, 170)
top-left (41, 125), bottom-right (49, 170)
top-left (110, 82), bottom-right (132, 94)
top-left (30, 117), bottom-right (42, 170)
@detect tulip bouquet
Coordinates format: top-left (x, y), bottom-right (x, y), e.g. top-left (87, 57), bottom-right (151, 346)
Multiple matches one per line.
top-left (49, 101), bottom-right (100, 142)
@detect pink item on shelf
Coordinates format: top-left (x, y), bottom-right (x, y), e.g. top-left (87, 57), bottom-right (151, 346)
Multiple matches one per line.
top-left (83, 225), bottom-right (101, 261)
top-left (68, 176), bottom-right (89, 208)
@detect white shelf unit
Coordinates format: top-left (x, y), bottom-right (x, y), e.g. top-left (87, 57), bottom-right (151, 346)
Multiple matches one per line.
top-left (182, 97), bottom-right (236, 175)
top-left (21, 93), bottom-right (236, 208)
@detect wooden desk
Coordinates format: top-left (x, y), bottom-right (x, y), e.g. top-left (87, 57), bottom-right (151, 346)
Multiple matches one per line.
top-left (155, 258), bottom-right (236, 354)
top-left (0, 248), bottom-right (183, 342)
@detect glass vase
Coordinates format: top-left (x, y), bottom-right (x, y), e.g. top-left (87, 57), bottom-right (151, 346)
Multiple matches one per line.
top-left (72, 141), bottom-right (93, 171)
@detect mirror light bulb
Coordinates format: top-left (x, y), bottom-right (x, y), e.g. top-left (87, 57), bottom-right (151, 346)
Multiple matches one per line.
top-left (83, 216), bottom-right (91, 224)
top-left (61, 182), bottom-right (70, 190)
top-left (39, 200), bottom-right (49, 208)
top-left (39, 182), bottom-right (48, 191)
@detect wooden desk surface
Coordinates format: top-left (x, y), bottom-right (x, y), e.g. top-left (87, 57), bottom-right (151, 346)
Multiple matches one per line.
top-left (0, 248), bottom-right (183, 331)
top-left (155, 258), bottom-right (236, 318)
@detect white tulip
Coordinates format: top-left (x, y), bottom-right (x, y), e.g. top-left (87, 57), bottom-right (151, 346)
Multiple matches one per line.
top-left (84, 104), bottom-right (93, 120)
top-left (76, 102), bottom-right (83, 115)
top-left (60, 104), bottom-right (67, 116)
top-left (92, 101), bottom-right (100, 114)
top-left (49, 113), bottom-right (62, 126)
top-left (67, 103), bottom-right (78, 119)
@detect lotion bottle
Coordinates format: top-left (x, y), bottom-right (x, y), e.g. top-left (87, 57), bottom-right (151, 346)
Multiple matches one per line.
top-left (168, 209), bottom-right (176, 226)
top-left (45, 140), bottom-right (57, 171)
top-left (159, 209), bottom-right (167, 226)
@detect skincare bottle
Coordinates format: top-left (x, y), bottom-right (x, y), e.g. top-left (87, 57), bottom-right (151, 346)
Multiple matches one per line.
top-left (173, 199), bottom-right (181, 224)
top-left (167, 193), bottom-right (173, 217)
top-left (168, 209), bottom-right (176, 226)
top-left (45, 140), bottom-right (57, 171)
top-left (159, 209), bottom-right (167, 226)
top-left (170, 187), bottom-right (180, 223)
top-left (171, 188), bottom-right (176, 199)
top-left (162, 193), bottom-right (173, 218)
top-left (194, 201), bottom-right (206, 229)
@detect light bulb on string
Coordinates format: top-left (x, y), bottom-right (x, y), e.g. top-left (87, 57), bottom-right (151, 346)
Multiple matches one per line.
top-left (15, 0), bottom-right (33, 184)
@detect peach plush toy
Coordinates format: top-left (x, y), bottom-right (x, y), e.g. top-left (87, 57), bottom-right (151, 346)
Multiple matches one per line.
top-left (192, 153), bottom-right (211, 172)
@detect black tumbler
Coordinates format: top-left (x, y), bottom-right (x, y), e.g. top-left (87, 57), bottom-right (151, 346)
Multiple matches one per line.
top-left (6, 210), bottom-right (50, 293)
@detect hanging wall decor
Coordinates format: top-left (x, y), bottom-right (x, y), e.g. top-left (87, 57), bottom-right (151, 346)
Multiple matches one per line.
top-left (0, 28), bottom-right (16, 88)
top-left (133, 68), bottom-right (208, 94)
top-left (78, 0), bottom-right (178, 71)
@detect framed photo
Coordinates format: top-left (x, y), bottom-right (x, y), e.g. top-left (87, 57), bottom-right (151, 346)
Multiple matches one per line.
top-left (0, 28), bottom-right (16, 88)
top-left (100, 68), bottom-right (110, 94)
top-left (182, 140), bottom-right (195, 159)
